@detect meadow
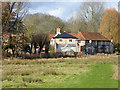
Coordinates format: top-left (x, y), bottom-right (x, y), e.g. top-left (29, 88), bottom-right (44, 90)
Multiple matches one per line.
top-left (2, 54), bottom-right (118, 88)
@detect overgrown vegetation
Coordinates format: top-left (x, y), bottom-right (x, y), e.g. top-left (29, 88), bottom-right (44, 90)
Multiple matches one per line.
top-left (2, 54), bottom-right (118, 88)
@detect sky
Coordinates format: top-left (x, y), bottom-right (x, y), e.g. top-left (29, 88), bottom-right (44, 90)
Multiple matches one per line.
top-left (28, 1), bottom-right (118, 21)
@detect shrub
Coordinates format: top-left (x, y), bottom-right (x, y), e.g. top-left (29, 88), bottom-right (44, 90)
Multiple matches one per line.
top-left (116, 53), bottom-right (120, 55)
top-left (4, 43), bottom-right (15, 50)
top-left (114, 44), bottom-right (120, 53)
top-left (22, 44), bottom-right (30, 52)
top-left (2, 51), bottom-right (11, 57)
top-left (22, 54), bottom-right (41, 59)
top-left (49, 45), bottom-right (54, 55)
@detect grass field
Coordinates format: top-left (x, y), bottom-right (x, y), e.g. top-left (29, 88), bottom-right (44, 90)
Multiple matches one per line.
top-left (2, 54), bottom-right (118, 88)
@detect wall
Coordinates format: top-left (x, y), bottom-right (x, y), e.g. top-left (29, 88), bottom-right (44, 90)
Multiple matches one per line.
top-left (54, 38), bottom-right (77, 52)
top-left (80, 40), bottom-right (114, 54)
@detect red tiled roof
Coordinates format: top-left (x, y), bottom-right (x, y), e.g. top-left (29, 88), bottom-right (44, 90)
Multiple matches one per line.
top-left (77, 32), bottom-right (110, 41)
top-left (49, 34), bottom-right (55, 40)
top-left (77, 32), bottom-right (86, 40)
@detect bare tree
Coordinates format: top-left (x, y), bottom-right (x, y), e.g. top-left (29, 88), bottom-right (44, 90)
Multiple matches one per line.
top-left (69, 2), bottom-right (105, 32)
top-left (30, 32), bottom-right (49, 57)
top-left (2, 2), bottom-right (29, 57)
top-left (2, 2), bottom-right (29, 33)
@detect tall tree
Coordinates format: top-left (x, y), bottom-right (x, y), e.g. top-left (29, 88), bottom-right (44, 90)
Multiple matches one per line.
top-left (69, 2), bottom-right (105, 32)
top-left (2, 2), bottom-right (29, 56)
top-left (31, 32), bottom-right (49, 55)
top-left (100, 8), bottom-right (120, 45)
top-left (2, 2), bottom-right (29, 33)
top-left (24, 14), bottom-right (53, 55)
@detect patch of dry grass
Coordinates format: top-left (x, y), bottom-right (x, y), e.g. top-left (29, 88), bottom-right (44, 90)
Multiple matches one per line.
top-left (2, 54), bottom-right (118, 88)
top-left (112, 65), bottom-right (118, 80)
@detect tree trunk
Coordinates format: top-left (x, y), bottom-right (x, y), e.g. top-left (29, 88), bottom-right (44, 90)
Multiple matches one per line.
top-left (30, 43), bottom-right (33, 54)
top-left (45, 42), bottom-right (50, 58)
top-left (38, 43), bottom-right (45, 58)
top-left (34, 42), bottom-right (37, 54)
top-left (38, 46), bottom-right (42, 54)
top-left (12, 49), bottom-right (14, 56)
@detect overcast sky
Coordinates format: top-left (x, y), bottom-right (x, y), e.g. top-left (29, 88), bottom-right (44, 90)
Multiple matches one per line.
top-left (28, 2), bottom-right (118, 21)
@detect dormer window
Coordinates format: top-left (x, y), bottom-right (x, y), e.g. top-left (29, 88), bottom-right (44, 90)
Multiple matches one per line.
top-left (69, 39), bottom-right (72, 42)
top-left (59, 39), bottom-right (62, 42)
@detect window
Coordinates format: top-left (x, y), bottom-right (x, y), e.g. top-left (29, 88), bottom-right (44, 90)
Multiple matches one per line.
top-left (101, 41), bottom-right (103, 45)
top-left (105, 41), bottom-right (108, 45)
top-left (59, 39), bottom-right (62, 42)
top-left (78, 40), bottom-right (81, 43)
top-left (95, 41), bottom-right (97, 45)
top-left (69, 39), bottom-right (72, 42)
top-left (86, 40), bottom-right (89, 44)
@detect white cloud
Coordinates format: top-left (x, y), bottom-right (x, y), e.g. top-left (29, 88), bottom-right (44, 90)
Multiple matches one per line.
top-left (28, 7), bottom-right (65, 19)
top-left (28, 2), bottom-right (119, 21)
top-left (47, 7), bottom-right (64, 18)
top-left (29, 7), bottom-right (46, 14)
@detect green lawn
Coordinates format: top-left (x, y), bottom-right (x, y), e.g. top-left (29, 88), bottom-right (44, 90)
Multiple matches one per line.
top-left (2, 55), bottom-right (118, 88)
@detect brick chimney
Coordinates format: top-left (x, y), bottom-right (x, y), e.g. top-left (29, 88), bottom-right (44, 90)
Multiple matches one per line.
top-left (57, 27), bottom-right (61, 34)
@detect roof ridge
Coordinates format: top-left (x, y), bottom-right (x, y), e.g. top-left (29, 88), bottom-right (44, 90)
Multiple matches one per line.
top-left (78, 32), bottom-right (110, 41)
top-left (80, 32), bottom-right (86, 40)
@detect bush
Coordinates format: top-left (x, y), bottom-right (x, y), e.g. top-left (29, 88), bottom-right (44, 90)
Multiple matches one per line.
top-left (49, 45), bottom-right (54, 55)
top-left (3, 43), bottom-right (15, 58)
top-left (2, 51), bottom-right (11, 57)
top-left (114, 44), bottom-right (120, 53)
top-left (4, 43), bottom-right (15, 50)
top-left (22, 54), bottom-right (40, 59)
top-left (22, 43), bottom-right (30, 52)
top-left (116, 53), bottom-right (120, 55)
